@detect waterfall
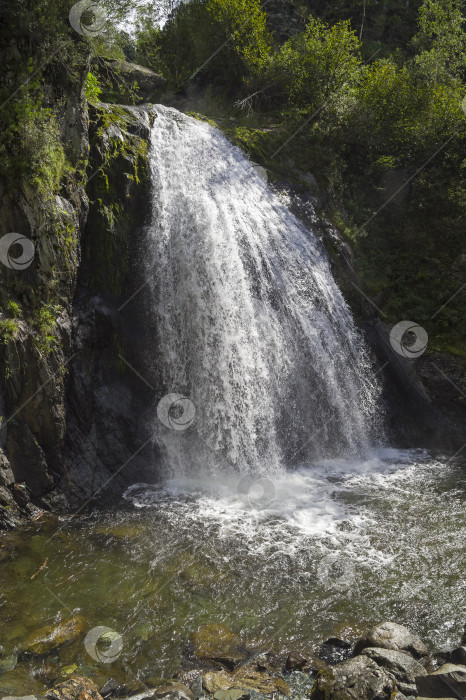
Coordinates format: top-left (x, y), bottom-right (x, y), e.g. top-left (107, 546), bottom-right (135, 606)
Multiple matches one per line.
top-left (146, 105), bottom-right (382, 478)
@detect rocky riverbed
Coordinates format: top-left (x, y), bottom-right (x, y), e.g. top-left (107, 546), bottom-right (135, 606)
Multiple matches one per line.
top-left (1, 619), bottom-right (465, 700)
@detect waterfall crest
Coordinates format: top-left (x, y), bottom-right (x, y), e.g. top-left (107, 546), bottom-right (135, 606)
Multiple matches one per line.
top-left (146, 105), bottom-right (382, 477)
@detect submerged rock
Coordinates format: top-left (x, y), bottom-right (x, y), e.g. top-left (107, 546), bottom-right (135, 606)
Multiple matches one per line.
top-left (191, 624), bottom-right (246, 668)
top-left (318, 638), bottom-right (352, 665)
top-left (22, 616), bottom-right (87, 655)
top-left (415, 663), bottom-right (466, 698)
top-left (360, 646), bottom-right (426, 695)
top-left (310, 655), bottom-right (396, 699)
top-left (0, 655), bottom-right (17, 673)
top-left (353, 621), bottom-right (429, 660)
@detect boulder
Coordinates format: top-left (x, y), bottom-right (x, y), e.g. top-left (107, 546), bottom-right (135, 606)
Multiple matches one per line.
top-left (353, 621), bottom-right (429, 660)
top-left (450, 646), bottom-right (466, 664)
top-left (94, 58), bottom-right (166, 104)
top-left (202, 666), bottom-right (289, 696)
top-left (22, 616), bottom-right (87, 655)
top-left (285, 652), bottom-right (308, 671)
top-left (361, 647), bottom-right (426, 696)
top-left (153, 684), bottom-right (193, 700)
top-left (190, 624), bottom-right (246, 668)
top-left (44, 676), bottom-right (103, 700)
top-left (415, 663), bottom-right (466, 698)
top-left (0, 655), bottom-right (17, 673)
top-left (310, 655), bottom-right (396, 700)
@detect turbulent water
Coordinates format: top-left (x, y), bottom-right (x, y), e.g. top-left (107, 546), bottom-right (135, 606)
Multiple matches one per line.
top-left (147, 105), bottom-right (381, 478)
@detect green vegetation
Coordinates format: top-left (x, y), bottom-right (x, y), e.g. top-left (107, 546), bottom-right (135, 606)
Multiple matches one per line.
top-left (0, 319), bottom-right (19, 345)
top-left (32, 302), bottom-right (62, 355)
top-left (84, 72), bottom-right (103, 102)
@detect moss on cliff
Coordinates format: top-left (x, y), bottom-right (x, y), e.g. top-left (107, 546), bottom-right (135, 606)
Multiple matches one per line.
top-left (83, 104), bottom-right (151, 297)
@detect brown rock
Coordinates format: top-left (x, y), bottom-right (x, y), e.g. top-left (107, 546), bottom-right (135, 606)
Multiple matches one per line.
top-left (22, 616), bottom-right (87, 655)
top-left (202, 670), bottom-right (234, 694)
top-left (191, 623), bottom-right (246, 668)
top-left (285, 651), bottom-right (308, 671)
top-left (44, 675), bottom-right (103, 700)
top-left (202, 666), bottom-right (288, 695)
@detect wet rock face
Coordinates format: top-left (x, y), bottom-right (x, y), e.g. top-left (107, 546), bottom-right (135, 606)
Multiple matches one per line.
top-left (310, 655), bottom-right (396, 699)
top-left (62, 104), bottom-right (159, 506)
top-left (353, 621), bottom-right (429, 660)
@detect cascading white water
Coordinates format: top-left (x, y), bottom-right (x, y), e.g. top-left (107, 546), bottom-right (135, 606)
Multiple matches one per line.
top-left (146, 105), bottom-right (382, 478)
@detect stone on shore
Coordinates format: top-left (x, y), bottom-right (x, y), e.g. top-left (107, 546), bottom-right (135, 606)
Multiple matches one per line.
top-left (353, 621), bottom-right (429, 659)
top-left (44, 676), bottom-right (103, 700)
top-left (360, 646), bottom-right (426, 695)
top-left (310, 655), bottom-right (396, 700)
top-left (415, 663), bottom-right (466, 698)
top-left (202, 666), bottom-right (289, 696)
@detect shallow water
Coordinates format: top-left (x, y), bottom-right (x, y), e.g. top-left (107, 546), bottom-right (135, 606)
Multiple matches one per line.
top-left (0, 449), bottom-right (464, 692)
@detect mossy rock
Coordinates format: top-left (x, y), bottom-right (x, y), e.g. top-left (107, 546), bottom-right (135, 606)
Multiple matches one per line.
top-left (191, 623), bottom-right (246, 667)
top-left (22, 615), bottom-right (87, 655)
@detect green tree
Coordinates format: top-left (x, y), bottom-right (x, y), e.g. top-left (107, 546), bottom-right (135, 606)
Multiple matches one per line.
top-left (412, 0), bottom-right (466, 84)
top-left (266, 18), bottom-right (362, 110)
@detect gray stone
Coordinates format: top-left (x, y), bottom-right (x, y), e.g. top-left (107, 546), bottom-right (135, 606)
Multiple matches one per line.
top-left (354, 621), bottom-right (429, 659)
top-left (0, 655), bottom-right (17, 673)
top-left (415, 663), bottom-right (466, 698)
top-left (95, 58), bottom-right (166, 103)
top-left (310, 655), bottom-right (396, 699)
top-left (361, 646), bottom-right (426, 687)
